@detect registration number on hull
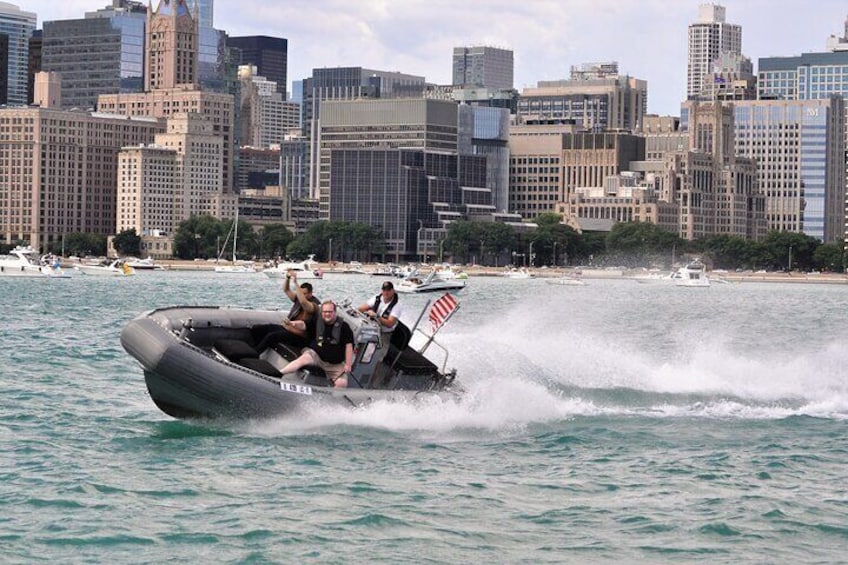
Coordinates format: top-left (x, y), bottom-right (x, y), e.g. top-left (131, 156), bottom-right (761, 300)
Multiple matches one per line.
top-left (280, 382), bottom-right (313, 395)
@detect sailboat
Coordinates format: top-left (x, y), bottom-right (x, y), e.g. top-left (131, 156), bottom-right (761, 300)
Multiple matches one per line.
top-left (214, 209), bottom-right (256, 274)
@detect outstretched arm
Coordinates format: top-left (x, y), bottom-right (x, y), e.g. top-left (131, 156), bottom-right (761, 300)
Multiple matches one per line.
top-left (284, 270), bottom-right (297, 302)
top-left (295, 283), bottom-right (316, 314)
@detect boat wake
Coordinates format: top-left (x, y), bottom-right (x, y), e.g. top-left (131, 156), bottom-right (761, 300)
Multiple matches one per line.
top-left (241, 302), bottom-right (848, 435)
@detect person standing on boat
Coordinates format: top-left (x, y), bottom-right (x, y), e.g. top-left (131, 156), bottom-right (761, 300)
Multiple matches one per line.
top-left (280, 301), bottom-right (354, 388)
top-left (358, 280), bottom-right (404, 334)
top-left (255, 270), bottom-right (320, 351)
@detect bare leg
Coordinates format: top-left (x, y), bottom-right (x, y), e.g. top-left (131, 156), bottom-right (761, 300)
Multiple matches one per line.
top-left (280, 351), bottom-right (313, 375)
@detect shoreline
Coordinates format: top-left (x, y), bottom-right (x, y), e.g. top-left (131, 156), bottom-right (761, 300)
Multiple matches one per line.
top-left (151, 260), bottom-right (848, 285)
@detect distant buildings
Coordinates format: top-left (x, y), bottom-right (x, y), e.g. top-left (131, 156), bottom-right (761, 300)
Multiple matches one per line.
top-left (687, 4), bottom-right (742, 100)
top-left (41, 1), bottom-right (146, 110)
top-left (0, 107), bottom-right (163, 249)
top-left (227, 35), bottom-right (288, 98)
top-left (237, 65), bottom-right (298, 148)
top-left (98, 0), bottom-right (235, 194)
top-left (516, 62), bottom-right (647, 132)
top-left (0, 2), bottom-right (35, 105)
top-left (452, 45), bottom-right (514, 89)
top-left (732, 98), bottom-right (845, 242)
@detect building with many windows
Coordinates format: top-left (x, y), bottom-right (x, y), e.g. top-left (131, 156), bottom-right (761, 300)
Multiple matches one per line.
top-left (0, 107), bottom-right (163, 250)
top-left (732, 98), bottom-right (845, 242)
top-left (452, 45), bottom-right (513, 90)
top-left (317, 98), bottom-right (459, 218)
top-left (41, 1), bottom-right (146, 111)
top-left (517, 63), bottom-right (647, 132)
top-left (687, 3), bottom-right (741, 100)
top-left (98, 0), bottom-right (235, 192)
top-left (237, 65), bottom-right (298, 148)
top-left (302, 66), bottom-right (427, 197)
top-left (0, 2), bottom-right (35, 105)
top-left (227, 35), bottom-right (288, 97)
top-left (329, 148), bottom-right (490, 261)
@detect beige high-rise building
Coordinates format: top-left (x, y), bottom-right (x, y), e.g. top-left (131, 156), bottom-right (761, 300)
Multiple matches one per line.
top-left (98, 0), bottom-right (234, 192)
top-left (517, 63), bottom-right (647, 132)
top-left (144, 0), bottom-right (199, 92)
top-left (117, 113), bottom-right (226, 238)
top-left (687, 4), bottom-right (742, 100)
top-left (0, 107), bottom-right (163, 250)
top-left (117, 145), bottom-right (178, 245)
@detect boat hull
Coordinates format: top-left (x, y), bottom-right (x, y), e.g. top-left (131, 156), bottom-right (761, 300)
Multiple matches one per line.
top-left (396, 281), bottom-right (467, 293)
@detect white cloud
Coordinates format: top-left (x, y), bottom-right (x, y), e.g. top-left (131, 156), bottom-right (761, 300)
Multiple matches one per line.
top-left (22, 0), bottom-right (848, 115)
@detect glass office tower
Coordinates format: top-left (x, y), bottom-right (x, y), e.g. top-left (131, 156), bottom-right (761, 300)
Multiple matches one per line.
top-left (0, 2), bottom-right (36, 105)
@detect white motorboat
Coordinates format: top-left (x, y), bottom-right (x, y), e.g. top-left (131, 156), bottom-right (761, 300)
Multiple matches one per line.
top-left (396, 271), bottom-right (467, 293)
top-left (214, 263), bottom-right (257, 274)
top-left (502, 267), bottom-right (534, 279)
top-left (125, 257), bottom-right (166, 271)
top-left (674, 259), bottom-right (710, 287)
top-left (263, 254), bottom-right (323, 279)
top-left (0, 246), bottom-right (72, 278)
top-left (74, 259), bottom-right (136, 277)
top-left (431, 265), bottom-right (469, 281)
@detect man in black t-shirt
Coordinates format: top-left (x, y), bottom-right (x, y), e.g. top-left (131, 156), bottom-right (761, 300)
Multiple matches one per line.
top-left (280, 301), bottom-right (354, 387)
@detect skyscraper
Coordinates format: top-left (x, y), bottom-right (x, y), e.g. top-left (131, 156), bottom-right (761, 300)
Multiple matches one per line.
top-left (227, 35), bottom-right (288, 97)
top-left (99, 0), bottom-right (235, 192)
top-left (0, 1), bottom-right (36, 105)
top-left (452, 45), bottom-right (513, 89)
top-left (687, 4), bottom-right (741, 100)
top-left (145, 0), bottom-right (198, 90)
top-left (41, 2), bottom-right (146, 110)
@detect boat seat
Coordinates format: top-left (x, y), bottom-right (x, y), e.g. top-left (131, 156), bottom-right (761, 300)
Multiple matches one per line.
top-left (238, 357), bottom-right (282, 377)
top-left (270, 342), bottom-right (302, 363)
top-left (213, 339), bottom-right (260, 361)
top-left (250, 323), bottom-right (284, 344)
top-left (391, 348), bottom-right (438, 376)
top-left (383, 322), bottom-right (412, 366)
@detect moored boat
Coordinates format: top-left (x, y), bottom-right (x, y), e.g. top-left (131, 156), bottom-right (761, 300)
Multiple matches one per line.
top-left (395, 271), bottom-right (467, 293)
top-left (674, 259), bottom-right (710, 287)
top-left (125, 257), bottom-right (166, 271)
top-left (0, 246), bottom-right (72, 278)
top-left (120, 295), bottom-right (462, 420)
top-left (74, 259), bottom-right (135, 276)
top-left (263, 254), bottom-right (322, 279)
top-left (502, 267), bottom-right (534, 279)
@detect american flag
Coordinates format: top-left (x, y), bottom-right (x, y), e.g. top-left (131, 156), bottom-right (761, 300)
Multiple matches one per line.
top-left (428, 293), bottom-right (458, 332)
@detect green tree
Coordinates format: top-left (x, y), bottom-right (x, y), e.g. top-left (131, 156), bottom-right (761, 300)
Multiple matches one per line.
top-left (259, 224), bottom-right (294, 260)
top-left (812, 241), bottom-right (844, 272)
top-left (701, 234), bottom-right (755, 270)
top-left (480, 222), bottom-right (517, 266)
top-left (444, 221), bottom-right (481, 264)
top-left (605, 222), bottom-right (681, 267)
top-left (761, 231), bottom-right (820, 271)
top-left (63, 232), bottom-right (107, 257)
top-left (113, 229), bottom-right (142, 257)
top-left (173, 215), bottom-right (227, 259)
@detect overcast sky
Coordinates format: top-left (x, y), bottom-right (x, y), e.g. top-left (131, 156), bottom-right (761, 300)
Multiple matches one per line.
top-left (19, 0), bottom-right (848, 115)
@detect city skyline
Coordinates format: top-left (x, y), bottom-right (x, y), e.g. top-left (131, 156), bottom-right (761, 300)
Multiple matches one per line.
top-left (20, 0), bottom-right (848, 116)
